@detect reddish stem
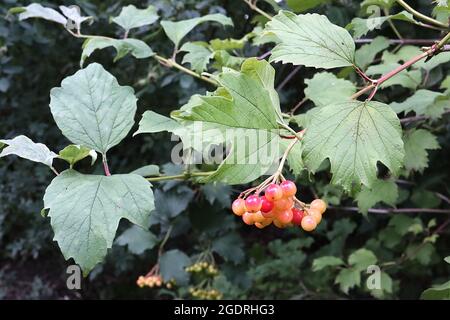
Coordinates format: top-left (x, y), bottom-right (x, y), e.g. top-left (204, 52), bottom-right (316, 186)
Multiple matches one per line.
top-left (102, 156), bottom-right (111, 176)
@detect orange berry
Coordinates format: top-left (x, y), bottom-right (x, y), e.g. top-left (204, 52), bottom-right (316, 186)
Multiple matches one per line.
top-left (265, 184), bottom-right (283, 201)
top-left (310, 199), bottom-right (327, 214)
top-left (276, 209), bottom-right (293, 224)
top-left (232, 198), bottom-right (246, 216)
top-left (301, 216), bottom-right (317, 232)
top-left (253, 211), bottom-right (266, 223)
top-left (308, 208), bottom-right (322, 224)
top-left (273, 219), bottom-right (287, 229)
top-left (255, 222), bottom-right (265, 229)
top-left (280, 180), bottom-right (297, 197)
top-left (273, 197), bottom-right (293, 211)
top-left (242, 212), bottom-right (255, 225)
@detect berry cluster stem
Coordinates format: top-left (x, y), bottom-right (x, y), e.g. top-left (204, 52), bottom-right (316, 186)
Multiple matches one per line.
top-left (396, 0), bottom-right (449, 30)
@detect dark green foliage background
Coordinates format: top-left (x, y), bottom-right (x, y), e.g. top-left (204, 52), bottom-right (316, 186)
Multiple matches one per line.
top-left (0, 0), bottom-right (449, 299)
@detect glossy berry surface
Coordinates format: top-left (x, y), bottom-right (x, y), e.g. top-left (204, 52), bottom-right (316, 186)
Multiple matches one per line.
top-left (310, 199), bottom-right (327, 214)
top-left (280, 180), bottom-right (297, 197)
top-left (231, 199), bottom-right (246, 216)
top-left (308, 209), bottom-right (322, 224)
top-left (291, 208), bottom-right (304, 226)
top-left (242, 212), bottom-right (254, 225)
top-left (276, 209), bottom-right (293, 224)
top-left (245, 195), bottom-right (262, 212)
top-left (301, 216), bottom-right (317, 232)
top-left (260, 196), bottom-right (274, 213)
top-left (264, 184), bottom-right (283, 201)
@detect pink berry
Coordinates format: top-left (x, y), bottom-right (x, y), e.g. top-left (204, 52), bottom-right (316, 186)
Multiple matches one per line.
top-left (245, 195), bottom-right (262, 213)
top-left (265, 184), bottom-right (283, 201)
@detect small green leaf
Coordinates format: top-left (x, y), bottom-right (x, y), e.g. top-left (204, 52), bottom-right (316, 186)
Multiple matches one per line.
top-left (161, 14), bottom-right (233, 49)
top-left (335, 267), bottom-right (361, 294)
top-left (303, 101), bottom-right (404, 191)
top-left (58, 145), bottom-right (97, 167)
top-left (304, 72), bottom-right (355, 107)
top-left (212, 233), bottom-right (245, 264)
top-left (348, 11), bottom-right (416, 39)
top-left (370, 272), bottom-right (393, 298)
top-left (179, 42), bottom-right (214, 74)
top-left (286, 0), bottom-right (330, 12)
top-left (16, 3), bottom-right (67, 25)
top-left (421, 280), bottom-right (450, 300)
top-left (445, 256), bottom-right (450, 264)
top-left (43, 170), bottom-right (155, 274)
top-left (115, 225), bottom-right (157, 255)
top-left (134, 111), bottom-right (181, 136)
top-left (355, 36), bottom-right (390, 69)
top-left (59, 5), bottom-right (92, 31)
top-left (348, 248), bottom-right (377, 271)
top-left (159, 249), bottom-right (191, 285)
top-left (403, 129), bottom-right (440, 174)
top-left (131, 165), bottom-right (160, 177)
top-left (210, 38), bottom-right (246, 51)
top-left (391, 90), bottom-right (445, 116)
top-left (81, 37), bottom-right (154, 67)
top-left (49, 63), bottom-right (137, 155)
top-left (265, 11), bottom-right (355, 69)
top-left (312, 256), bottom-right (345, 271)
top-left (356, 179), bottom-right (398, 214)
top-left (111, 5), bottom-right (159, 32)
top-left (0, 135), bottom-right (57, 167)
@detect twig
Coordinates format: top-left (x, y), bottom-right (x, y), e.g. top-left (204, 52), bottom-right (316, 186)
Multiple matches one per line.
top-left (102, 155), bottom-right (111, 176)
top-left (289, 97), bottom-right (307, 115)
top-left (145, 171), bottom-right (215, 182)
top-left (50, 166), bottom-right (60, 176)
top-left (396, 0), bottom-right (449, 30)
top-left (384, 8), bottom-right (403, 40)
top-left (257, 51), bottom-right (272, 60)
top-left (330, 206), bottom-right (450, 215)
top-left (276, 66), bottom-right (301, 92)
top-left (158, 225), bottom-right (173, 257)
top-left (355, 38), bottom-right (441, 45)
top-left (243, 0), bottom-right (273, 20)
top-left (400, 109), bottom-right (450, 124)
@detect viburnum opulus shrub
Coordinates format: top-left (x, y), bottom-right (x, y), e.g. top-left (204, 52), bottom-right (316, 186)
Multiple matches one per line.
top-left (1, 0), bottom-right (450, 299)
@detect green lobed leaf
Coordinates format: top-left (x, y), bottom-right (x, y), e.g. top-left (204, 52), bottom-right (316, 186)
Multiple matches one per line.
top-left (115, 225), bottom-right (158, 255)
top-left (356, 179), bottom-right (398, 214)
top-left (403, 129), bottom-right (440, 174)
top-left (335, 267), bottom-right (361, 294)
top-left (159, 249), bottom-right (191, 285)
top-left (43, 170), bottom-right (155, 274)
top-left (0, 135), bottom-right (57, 167)
top-left (16, 3), bottom-right (67, 25)
top-left (161, 14), bottom-right (233, 49)
top-left (348, 248), bottom-right (378, 271)
top-left (312, 256), bottom-right (345, 271)
top-left (134, 111), bottom-right (181, 136)
top-left (81, 37), bottom-right (154, 67)
top-left (49, 63), bottom-right (137, 155)
top-left (111, 5), bottom-right (159, 32)
top-left (303, 101), bottom-right (404, 191)
top-left (265, 11), bottom-right (355, 69)
top-left (304, 72), bottom-right (356, 107)
top-left (179, 42), bottom-right (214, 74)
top-left (175, 58), bottom-right (283, 184)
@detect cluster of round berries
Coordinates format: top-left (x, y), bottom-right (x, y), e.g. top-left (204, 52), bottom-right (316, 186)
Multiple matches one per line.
top-left (231, 180), bottom-right (327, 231)
top-left (136, 275), bottom-right (163, 288)
top-left (189, 287), bottom-right (223, 300)
top-left (186, 261), bottom-right (219, 276)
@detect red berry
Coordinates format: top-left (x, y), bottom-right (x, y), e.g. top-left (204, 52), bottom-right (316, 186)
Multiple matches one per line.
top-left (260, 196), bottom-right (274, 213)
top-left (291, 208), bottom-right (304, 226)
top-left (232, 198), bottom-right (246, 216)
top-left (280, 180), bottom-right (297, 197)
top-left (245, 195), bottom-right (262, 213)
top-left (265, 184), bottom-right (283, 201)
